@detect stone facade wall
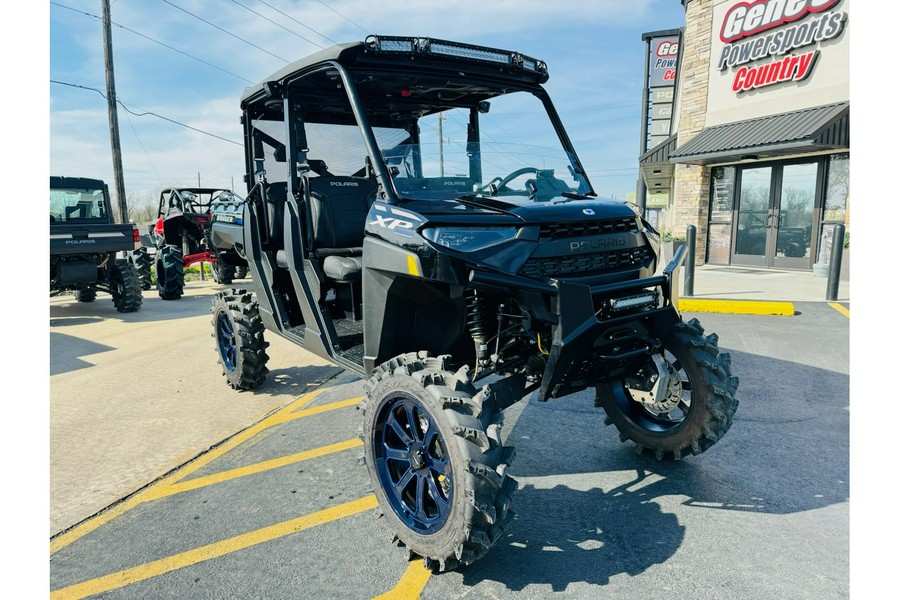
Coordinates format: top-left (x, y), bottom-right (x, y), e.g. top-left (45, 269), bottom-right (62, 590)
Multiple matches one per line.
top-left (672, 0), bottom-right (713, 263)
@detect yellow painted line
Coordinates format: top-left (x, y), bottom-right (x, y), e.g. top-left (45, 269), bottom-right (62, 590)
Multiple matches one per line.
top-left (373, 558), bottom-right (432, 599)
top-left (144, 438), bottom-right (363, 501)
top-left (678, 298), bottom-right (794, 316)
top-left (269, 396), bottom-right (362, 425)
top-left (50, 495), bottom-right (378, 600)
top-left (828, 302), bottom-right (850, 318)
top-left (50, 387), bottom-right (328, 554)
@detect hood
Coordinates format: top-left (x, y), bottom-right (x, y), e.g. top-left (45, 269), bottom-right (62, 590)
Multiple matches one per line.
top-left (399, 195), bottom-right (638, 224)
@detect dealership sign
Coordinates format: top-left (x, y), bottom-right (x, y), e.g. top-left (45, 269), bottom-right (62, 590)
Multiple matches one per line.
top-left (717, 0), bottom-right (846, 94)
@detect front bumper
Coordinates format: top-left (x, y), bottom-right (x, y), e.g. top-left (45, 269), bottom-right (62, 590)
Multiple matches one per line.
top-left (470, 245), bottom-right (687, 401)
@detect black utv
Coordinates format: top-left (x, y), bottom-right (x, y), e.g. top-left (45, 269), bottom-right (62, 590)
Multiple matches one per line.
top-left (50, 176), bottom-right (143, 312)
top-left (208, 35), bottom-right (738, 572)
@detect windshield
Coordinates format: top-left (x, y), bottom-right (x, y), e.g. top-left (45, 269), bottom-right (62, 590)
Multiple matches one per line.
top-left (374, 91), bottom-right (591, 202)
top-left (50, 186), bottom-right (108, 223)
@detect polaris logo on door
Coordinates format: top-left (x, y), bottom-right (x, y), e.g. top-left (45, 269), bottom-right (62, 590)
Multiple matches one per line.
top-left (331, 181), bottom-right (359, 187)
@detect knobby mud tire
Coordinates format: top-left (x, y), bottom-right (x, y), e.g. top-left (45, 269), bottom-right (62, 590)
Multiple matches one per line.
top-left (597, 317), bottom-right (739, 460)
top-left (211, 289), bottom-right (270, 390)
top-left (132, 247), bottom-right (153, 290)
top-left (360, 352), bottom-right (517, 572)
top-left (212, 261), bottom-right (236, 285)
top-left (109, 259), bottom-right (143, 313)
top-left (156, 245), bottom-right (184, 300)
top-left (234, 266), bottom-right (248, 280)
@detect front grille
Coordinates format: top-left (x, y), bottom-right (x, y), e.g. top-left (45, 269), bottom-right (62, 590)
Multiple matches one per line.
top-left (519, 246), bottom-right (653, 280)
top-left (539, 218), bottom-right (638, 240)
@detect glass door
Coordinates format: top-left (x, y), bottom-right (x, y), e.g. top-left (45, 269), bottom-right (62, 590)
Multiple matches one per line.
top-left (772, 162), bottom-right (819, 269)
top-left (731, 161), bottom-right (821, 269)
top-left (732, 166), bottom-right (772, 267)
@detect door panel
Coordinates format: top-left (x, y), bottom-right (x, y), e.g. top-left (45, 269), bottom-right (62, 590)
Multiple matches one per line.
top-left (773, 162), bottom-right (818, 269)
top-left (732, 167), bottom-right (772, 267)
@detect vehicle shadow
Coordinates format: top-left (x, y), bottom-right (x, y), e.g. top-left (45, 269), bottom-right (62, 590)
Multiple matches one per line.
top-left (256, 365), bottom-right (343, 396)
top-left (458, 473), bottom-right (685, 591)
top-left (49, 332), bottom-right (115, 376)
top-left (49, 286), bottom-right (226, 325)
top-left (455, 347), bottom-right (848, 591)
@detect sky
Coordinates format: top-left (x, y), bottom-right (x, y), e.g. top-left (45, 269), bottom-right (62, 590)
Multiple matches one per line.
top-left (47, 0), bottom-right (688, 209)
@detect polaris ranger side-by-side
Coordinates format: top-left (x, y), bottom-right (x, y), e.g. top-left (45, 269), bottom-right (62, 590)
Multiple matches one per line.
top-left (208, 36), bottom-right (739, 571)
top-left (50, 176), bottom-right (143, 312)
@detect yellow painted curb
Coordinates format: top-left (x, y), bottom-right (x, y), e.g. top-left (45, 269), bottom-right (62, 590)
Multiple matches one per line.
top-left (678, 298), bottom-right (795, 316)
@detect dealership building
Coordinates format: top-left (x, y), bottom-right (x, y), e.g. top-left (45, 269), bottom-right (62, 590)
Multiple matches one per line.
top-left (638, 0), bottom-right (850, 272)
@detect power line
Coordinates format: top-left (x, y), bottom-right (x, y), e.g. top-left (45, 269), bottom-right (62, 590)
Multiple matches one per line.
top-left (228, 0), bottom-right (326, 50)
top-left (160, 0), bottom-right (289, 63)
top-left (50, 1), bottom-right (254, 85)
top-left (50, 80), bottom-right (243, 147)
top-left (255, 0), bottom-right (338, 45)
top-left (315, 0), bottom-right (368, 35)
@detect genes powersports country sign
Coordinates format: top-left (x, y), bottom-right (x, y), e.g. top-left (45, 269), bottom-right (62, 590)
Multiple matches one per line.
top-left (716, 0), bottom-right (846, 94)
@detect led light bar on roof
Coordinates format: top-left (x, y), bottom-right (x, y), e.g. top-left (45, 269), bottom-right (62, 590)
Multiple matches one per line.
top-left (365, 35), bottom-right (547, 75)
top-left (428, 41), bottom-right (510, 65)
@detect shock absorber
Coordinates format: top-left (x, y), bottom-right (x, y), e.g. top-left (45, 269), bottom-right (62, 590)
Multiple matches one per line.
top-left (466, 289), bottom-right (490, 359)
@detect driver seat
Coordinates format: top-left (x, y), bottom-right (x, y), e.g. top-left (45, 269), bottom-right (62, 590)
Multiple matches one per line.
top-left (525, 169), bottom-right (571, 199)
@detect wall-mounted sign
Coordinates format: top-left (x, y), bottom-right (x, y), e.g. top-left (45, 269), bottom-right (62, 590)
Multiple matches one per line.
top-left (645, 34), bottom-right (681, 150)
top-left (716, 0), bottom-right (847, 94)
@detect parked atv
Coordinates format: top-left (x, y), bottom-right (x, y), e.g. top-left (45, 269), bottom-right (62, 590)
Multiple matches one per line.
top-left (143, 187), bottom-right (242, 299)
top-left (50, 176), bottom-right (143, 312)
top-left (208, 35), bottom-right (739, 572)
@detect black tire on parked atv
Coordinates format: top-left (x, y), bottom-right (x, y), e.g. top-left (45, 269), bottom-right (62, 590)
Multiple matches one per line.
top-left (132, 247), bottom-right (153, 290)
top-left (155, 245), bottom-right (184, 300)
top-left (108, 259), bottom-right (143, 313)
top-left (234, 266), bottom-right (248, 280)
top-left (361, 352), bottom-right (517, 572)
top-left (211, 289), bottom-right (270, 390)
top-left (211, 261), bottom-right (236, 285)
top-left (596, 317), bottom-right (739, 460)
top-left (74, 287), bottom-right (96, 303)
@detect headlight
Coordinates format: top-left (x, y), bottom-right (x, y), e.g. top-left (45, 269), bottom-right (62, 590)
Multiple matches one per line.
top-left (422, 227), bottom-right (518, 252)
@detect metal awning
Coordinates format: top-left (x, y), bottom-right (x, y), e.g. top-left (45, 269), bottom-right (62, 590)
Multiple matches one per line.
top-left (669, 101), bottom-right (849, 165)
top-left (639, 134), bottom-right (677, 194)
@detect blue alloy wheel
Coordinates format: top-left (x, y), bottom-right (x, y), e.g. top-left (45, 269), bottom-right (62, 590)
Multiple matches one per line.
top-left (216, 311), bottom-right (237, 373)
top-left (210, 290), bottom-right (269, 390)
top-left (373, 392), bottom-right (453, 534)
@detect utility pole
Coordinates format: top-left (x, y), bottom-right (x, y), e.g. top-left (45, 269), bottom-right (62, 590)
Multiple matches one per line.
top-left (102, 0), bottom-right (128, 223)
top-left (437, 112), bottom-right (444, 177)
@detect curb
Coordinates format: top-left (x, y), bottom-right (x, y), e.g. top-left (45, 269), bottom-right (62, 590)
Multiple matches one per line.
top-left (678, 298), bottom-right (795, 316)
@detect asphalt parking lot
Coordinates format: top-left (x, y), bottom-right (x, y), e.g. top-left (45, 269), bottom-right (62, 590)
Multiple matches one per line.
top-left (49, 282), bottom-right (850, 599)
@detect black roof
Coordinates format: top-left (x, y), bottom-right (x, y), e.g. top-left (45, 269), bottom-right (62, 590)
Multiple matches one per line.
top-left (240, 36), bottom-right (549, 109)
top-left (50, 176), bottom-right (107, 190)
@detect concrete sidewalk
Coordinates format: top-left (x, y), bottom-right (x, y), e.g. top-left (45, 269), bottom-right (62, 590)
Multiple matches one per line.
top-left (683, 264), bottom-right (850, 304)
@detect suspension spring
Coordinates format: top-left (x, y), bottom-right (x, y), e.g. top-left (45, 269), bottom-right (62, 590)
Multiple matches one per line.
top-left (466, 290), bottom-right (489, 359)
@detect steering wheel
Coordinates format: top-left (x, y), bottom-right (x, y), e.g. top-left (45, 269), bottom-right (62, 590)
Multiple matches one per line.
top-left (484, 167), bottom-right (540, 194)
